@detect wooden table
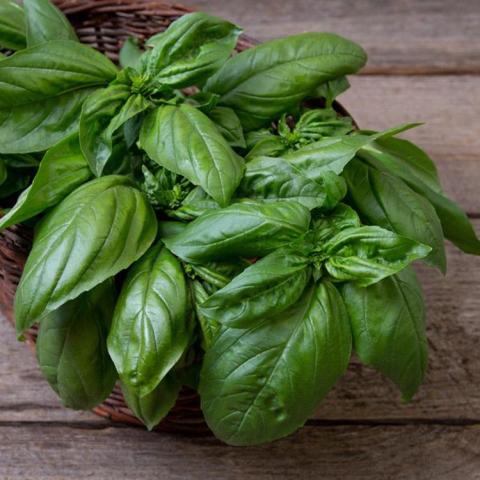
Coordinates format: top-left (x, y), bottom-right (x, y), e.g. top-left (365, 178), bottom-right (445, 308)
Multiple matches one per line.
top-left (1, 1), bottom-right (479, 478)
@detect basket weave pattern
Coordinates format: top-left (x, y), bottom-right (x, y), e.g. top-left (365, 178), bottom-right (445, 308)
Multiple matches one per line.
top-left (0, 0), bottom-right (259, 434)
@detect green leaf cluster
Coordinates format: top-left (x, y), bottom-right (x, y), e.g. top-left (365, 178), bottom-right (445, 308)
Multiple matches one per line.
top-left (1, 0), bottom-right (478, 446)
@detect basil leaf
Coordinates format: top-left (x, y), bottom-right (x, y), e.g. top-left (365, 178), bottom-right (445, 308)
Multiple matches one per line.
top-left (14, 175), bottom-right (157, 334)
top-left (200, 248), bottom-right (311, 328)
top-left (314, 76), bottom-right (350, 107)
top-left (0, 0), bottom-right (26, 50)
top-left (294, 107), bottom-right (353, 140)
top-left (24, 0), bottom-right (78, 47)
top-left (189, 258), bottom-right (250, 289)
top-left (0, 158), bottom-right (6, 186)
top-left (80, 85), bottom-right (150, 176)
top-left (313, 203), bottom-right (361, 242)
top-left (246, 135), bottom-right (286, 160)
top-left (139, 104), bottom-right (245, 206)
top-left (36, 280), bottom-right (117, 410)
top-left (158, 220), bottom-right (188, 240)
top-left (171, 186), bottom-right (220, 221)
top-left (323, 226), bottom-right (431, 286)
top-left (360, 145), bottom-right (480, 255)
top-left (239, 155), bottom-right (347, 210)
top-left (205, 32), bottom-right (367, 130)
top-left (0, 87), bottom-right (95, 154)
top-left (360, 135), bottom-right (442, 194)
top-left (344, 160), bottom-right (446, 272)
top-left (207, 106), bottom-right (246, 148)
top-left (0, 41), bottom-right (117, 108)
top-left (0, 168), bottom-right (30, 199)
top-left (341, 267), bottom-right (427, 401)
top-left (121, 376), bottom-right (181, 431)
top-left (0, 134), bottom-right (91, 229)
top-left (108, 243), bottom-right (191, 397)
top-left (283, 124), bottom-right (420, 177)
top-left (119, 37), bottom-right (142, 70)
top-left (164, 200), bottom-right (311, 263)
top-left (191, 280), bottom-right (220, 349)
top-left (200, 281), bottom-right (351, 446)
top-left (141, 12), bottom-right (241, 90)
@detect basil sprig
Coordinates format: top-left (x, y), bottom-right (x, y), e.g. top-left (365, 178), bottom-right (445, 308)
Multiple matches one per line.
top-left (0, 0), bottom-right (478, 446)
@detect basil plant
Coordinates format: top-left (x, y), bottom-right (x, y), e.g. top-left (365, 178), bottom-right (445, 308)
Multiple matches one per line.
top-left (0, 0), bottom-right (478, 446)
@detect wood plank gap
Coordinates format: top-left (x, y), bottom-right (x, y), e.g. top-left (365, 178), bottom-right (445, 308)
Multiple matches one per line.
top-left (360, 68), bottom-right (480, 76)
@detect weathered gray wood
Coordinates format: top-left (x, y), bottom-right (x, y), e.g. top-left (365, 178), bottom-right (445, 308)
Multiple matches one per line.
top-left (196, 0), bottom-right (480, 74)
top-left (0, 423), bottom-right (478, 479)
top-left (338, 75), bottom-right (480, 215)
top-left (1, 222), bottom-right (479, 423)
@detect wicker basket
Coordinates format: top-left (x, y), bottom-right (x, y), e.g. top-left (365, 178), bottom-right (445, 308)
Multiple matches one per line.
top-left (0, 0), bottom-right (355, 434)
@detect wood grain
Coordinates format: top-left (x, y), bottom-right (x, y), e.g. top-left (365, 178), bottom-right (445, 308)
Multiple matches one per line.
top-left (343, 75), bottom-right (480, 215)
top-left (195, 0), bottom-right (480, 74)
top-left (1, 222), bottom-right (479, 424)
top-left (0, 423), bottom-right (478, 479)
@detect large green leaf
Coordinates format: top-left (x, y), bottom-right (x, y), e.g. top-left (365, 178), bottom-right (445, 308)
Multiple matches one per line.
top-left (238, 155), bottom-right (346, 210)
top-left (0, 41), bottom-right (117, 108)
top-left (119, 37), bottom-right (142, 70)
top-left (323, 226), bottom-right (431, 286)
top-left (341, 267), bottom-right (428, 401)
top-left (344, 160), bottom-right (446, 272)
top-left (139, 104), bottom-right (244, 206)
top-left (36, 280), bottom-right (117, 410)
top-left (141, 12), bottom-right (241, 90)
top-left (191, 279), bottom-right (219, 350)
top-left (0, 134), bottom-right (91, 229)
top-left (360, 146), bottom-right (480, 255)
top-left (121, 375), bottom-right (181, 431)
top-left (200, 248), bottom-right (311, 328)
top-left (79, 84), bottom-right (150, 176)
top-left (0, 87), bottom-right (95, 154)
top-left (108, 243), bottom-right (191, 397)
top-left (24, 0), bottom-right (78, 47)
top-left (200, 281), bottom-right (351, 446)
top-left (0, 0), bottom-right (26, 50)
top-left (164, 200), bottom-right (311, 263)
top-left (14, 175), bottom-right (157, 334)
top-left (205, 32), bottom-right (367, 130)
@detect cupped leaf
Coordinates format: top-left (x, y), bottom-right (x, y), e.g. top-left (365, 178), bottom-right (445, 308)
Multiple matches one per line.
top-left (14, 175), bottom-right (157, 334)
top-left (189, 258), bottom-right (250, 289)
top-left (108, 243), bottom-right (191, 397)
top-left (36, 280), bottom-right (117, 410)
top-left (323, 225), bottom-right (431, 286)
top-left (121, 375), bottom-right (181, 431)
top-left (80, 84), bottom-right (151, 176)
top-left (0, 40), bottom-right (117, 108)
top-left (313, 203), bottom-right (361, 242)
top-left (314, 76), bottom-right (350, 107)
top-left (164, 200), bottom-right (311, 263)
top-left (0, 134), bottom-right (91, 229)
top-left (200, 248), bottom-right (311, 328)
top-left (158, 220), bottom-right (188, 240)
top-left (24, 0), bottom-right (78, 47)
top-left (341, 267), bottom-right (428, 401)
top-left (344, 159), bottom-right (446, 272)
top-left (200, 281), bottom-right (352, 446)
top-left (139, 104), bottom-right (245, 206)
top-left (141, 12), bottom-right (241, 90)
top-left (246, 135), bottom-right (286, 160)
top-left (238, 155), bottom-right (347, 210)
top-left (0, 87), bottom-right (95, 154)
top-left (119, 37), bottom-right (142, 70)
top-left (0, 0), bottom-right (26, 50)
top-left (205, 32), bottom-right (367, 130)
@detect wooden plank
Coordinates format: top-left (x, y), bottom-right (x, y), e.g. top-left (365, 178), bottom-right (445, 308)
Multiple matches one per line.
top-left (0, 423), bottom-right (478, 479)
top-left (341, 75), bottom-right (480, 215)
top-left (1, 222), bottom-right (479, 424)
top-left (195, 0), bottom-right (480, 74)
